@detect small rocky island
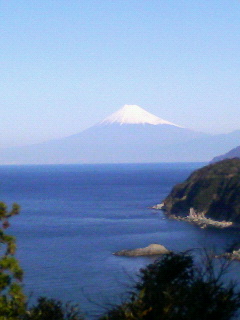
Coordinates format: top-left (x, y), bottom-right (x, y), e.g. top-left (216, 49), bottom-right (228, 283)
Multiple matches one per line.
top-left (157, 158), bottom-right (240, 227)
top-left (113, 244), bottom-right (170, 257)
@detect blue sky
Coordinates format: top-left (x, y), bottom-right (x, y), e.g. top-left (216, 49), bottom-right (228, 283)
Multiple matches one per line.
top-left (1, 1), bottom-right (240, 147)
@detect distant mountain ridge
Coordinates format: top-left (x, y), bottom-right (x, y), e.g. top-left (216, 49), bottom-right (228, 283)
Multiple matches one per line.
top-left (211, 143), bottom-right (240, 162)
top-left (0, 105), bottom-right (240, 164)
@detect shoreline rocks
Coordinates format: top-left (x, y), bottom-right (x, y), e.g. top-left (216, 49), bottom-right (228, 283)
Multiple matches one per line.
top-left (160, 159), bottom-right (240, 224)
top-left (153, 204), bottom-right (233, 229)
top-left (217, 249), bottom-right (240, 261)
top-left (113, 244), bottom-right (170, 257)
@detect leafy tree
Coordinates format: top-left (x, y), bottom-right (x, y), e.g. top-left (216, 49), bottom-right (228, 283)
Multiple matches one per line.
top-left (100, 252), bottom-right (240, 320)
top-left (25, 297), bottom-right (84, 320)
top-left (0, 201), bottom-right (26, 319)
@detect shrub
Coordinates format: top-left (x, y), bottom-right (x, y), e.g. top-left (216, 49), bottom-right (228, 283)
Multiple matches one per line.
top-left (25, 297), bottom-right (84, 320)
top-left (100, 252), bottom-right (240, 320)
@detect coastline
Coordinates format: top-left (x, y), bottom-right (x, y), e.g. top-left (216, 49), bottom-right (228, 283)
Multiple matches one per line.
top-left (152, 204), bottom-right (240, 261)
top-left (220, 251), bottom-right (240, 261)
top-left (152, 204), bottom-right (233, 229)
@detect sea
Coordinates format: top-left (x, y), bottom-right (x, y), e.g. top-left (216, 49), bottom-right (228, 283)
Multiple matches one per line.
top-left (0, 162), bottom-right (240, 319)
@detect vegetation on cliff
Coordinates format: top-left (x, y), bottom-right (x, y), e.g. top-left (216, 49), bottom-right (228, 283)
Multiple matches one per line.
top-left (162, 158), bottom-right (240, 223)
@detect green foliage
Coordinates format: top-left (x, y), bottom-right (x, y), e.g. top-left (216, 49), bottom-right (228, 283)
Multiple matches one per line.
top-left (100, 252), bottom-right (240, 320)
top-left (25, 297), bottom-right (84, 320)
top-left (0, 202), bottom-right (20, 220)
top-left (0, 202), bottom-right (26, 319)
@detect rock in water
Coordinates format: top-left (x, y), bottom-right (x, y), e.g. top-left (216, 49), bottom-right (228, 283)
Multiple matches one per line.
top-left (113, 244), bottom-right (170, 257)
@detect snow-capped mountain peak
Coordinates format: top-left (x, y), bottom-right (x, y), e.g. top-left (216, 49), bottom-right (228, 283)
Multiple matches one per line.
top-left (99, 105), bottom-right (181, 127)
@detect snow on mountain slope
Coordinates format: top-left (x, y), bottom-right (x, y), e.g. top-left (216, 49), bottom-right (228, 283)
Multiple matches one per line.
top-left (99, 105), bottom-right (182, 127)
top-left (0, 104), bottom-right (239, 164)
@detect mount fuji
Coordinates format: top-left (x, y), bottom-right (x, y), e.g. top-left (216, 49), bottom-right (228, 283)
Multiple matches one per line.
top-left (99, 104), bottom-right (181, 126)
top-left (1, 105), bottom-right (240, 164)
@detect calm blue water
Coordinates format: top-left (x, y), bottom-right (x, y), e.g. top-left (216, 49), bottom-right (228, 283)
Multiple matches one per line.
top-left (0, 163), bottom-right (239, 319)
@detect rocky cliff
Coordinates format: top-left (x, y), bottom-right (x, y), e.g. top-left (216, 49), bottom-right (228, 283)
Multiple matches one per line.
top-left (161, 158), bottom-right (240, 224)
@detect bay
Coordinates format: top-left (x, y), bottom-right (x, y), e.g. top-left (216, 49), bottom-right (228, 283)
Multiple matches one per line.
top-left (0, 163), bottom-right (239, 319)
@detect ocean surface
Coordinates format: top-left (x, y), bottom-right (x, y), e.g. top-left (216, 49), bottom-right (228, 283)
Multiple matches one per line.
top-left (0, 163), bottom-right (240, 319)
